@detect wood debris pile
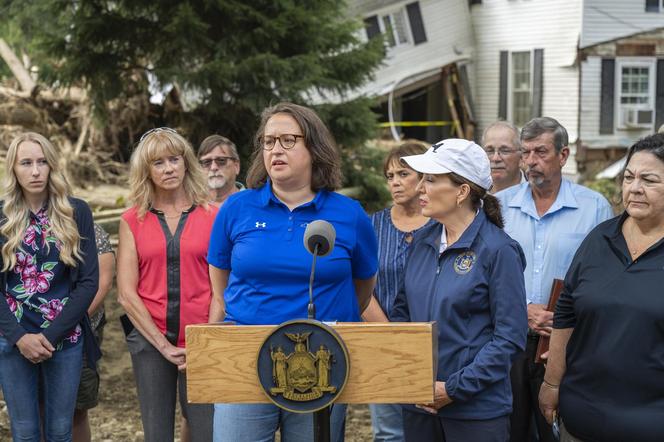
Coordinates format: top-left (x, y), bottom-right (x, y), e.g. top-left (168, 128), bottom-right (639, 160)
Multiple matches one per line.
top-left (0, 38), bottom-right (157, 188)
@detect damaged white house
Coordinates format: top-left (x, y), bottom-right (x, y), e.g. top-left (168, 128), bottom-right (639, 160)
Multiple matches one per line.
top-left (351, 0), bottom-right (664, 177)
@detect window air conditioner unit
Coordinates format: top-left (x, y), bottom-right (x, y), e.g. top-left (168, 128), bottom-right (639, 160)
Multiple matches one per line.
top-left (621, 108), bottom-right (654, 128)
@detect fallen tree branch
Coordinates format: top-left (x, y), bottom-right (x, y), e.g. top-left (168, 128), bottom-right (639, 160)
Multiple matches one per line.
top-left (0, 39), bottom-right (36, 93)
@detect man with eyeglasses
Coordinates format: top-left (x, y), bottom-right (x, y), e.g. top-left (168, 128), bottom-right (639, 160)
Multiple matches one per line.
top-left (494, 117), bottom-right (612, 442)
top-left (198, 135), bottom-right (244, 207)
top-left (482, 121), bottom-right (526, 193)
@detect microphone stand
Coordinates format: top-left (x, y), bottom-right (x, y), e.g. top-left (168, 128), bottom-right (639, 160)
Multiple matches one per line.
top-left (308, 243), bottom-right (331, 442)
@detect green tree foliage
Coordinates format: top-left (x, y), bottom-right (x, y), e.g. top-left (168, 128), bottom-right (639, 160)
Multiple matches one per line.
top-left (2, 0), bottom-right (390, 208)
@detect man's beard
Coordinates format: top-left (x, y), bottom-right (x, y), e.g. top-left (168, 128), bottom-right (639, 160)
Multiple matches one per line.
top-left (208, 175), bottom-right (228, 190)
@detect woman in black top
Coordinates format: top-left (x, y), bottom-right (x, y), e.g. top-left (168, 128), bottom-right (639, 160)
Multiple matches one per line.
top-left (539, 133), bottom-right (664, 442)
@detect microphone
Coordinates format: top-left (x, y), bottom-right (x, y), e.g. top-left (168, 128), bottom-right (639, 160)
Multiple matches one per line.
top-left (303, 220), bottom-right (336, 257)
top-left (303, 220), bottom-right (336, 320)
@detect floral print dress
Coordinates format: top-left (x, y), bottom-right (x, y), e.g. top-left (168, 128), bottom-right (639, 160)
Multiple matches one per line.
top-left (4, 207), bottom-right (81, 350)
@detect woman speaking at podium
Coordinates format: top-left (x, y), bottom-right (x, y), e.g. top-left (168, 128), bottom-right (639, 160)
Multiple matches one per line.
top-left (392, 139), bottom-right (527, 442)
top-left (207, 102), bottom-right (378, 442)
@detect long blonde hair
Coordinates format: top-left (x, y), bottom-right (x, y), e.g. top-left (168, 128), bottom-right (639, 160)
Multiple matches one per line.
top-left (1, 133), bottom-right (82, 271)
top-left (128, 129), bottom-right (210, 219)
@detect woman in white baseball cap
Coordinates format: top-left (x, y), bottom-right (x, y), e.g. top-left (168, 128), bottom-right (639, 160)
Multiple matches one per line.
top-left (391, 138), bottom-right (528, 442)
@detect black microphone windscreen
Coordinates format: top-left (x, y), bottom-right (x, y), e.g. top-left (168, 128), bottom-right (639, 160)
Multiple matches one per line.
top-left (303, 220), bottom-right (336, 257)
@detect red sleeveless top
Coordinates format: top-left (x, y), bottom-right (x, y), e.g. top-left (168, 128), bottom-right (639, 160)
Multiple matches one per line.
top-left (122, 204), bottom-right (218, 347)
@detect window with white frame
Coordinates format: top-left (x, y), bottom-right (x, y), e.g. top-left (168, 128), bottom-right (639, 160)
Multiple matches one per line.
top-left (364, 2), bottom-right (427, 48)
top-left (381, 9), bottom-right (410, 47)
top-left (511, 51), bottom-right (532, 127)
top-left (616, 60), bottom-right (656, 129)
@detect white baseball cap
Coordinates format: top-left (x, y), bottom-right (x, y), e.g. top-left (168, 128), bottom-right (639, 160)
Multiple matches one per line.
top-left (401, 138), bottom-right (493, 190)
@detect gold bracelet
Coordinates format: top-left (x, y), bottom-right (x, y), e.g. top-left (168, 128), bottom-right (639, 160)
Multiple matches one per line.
top-left (542, 379), bottom-right (559, 389)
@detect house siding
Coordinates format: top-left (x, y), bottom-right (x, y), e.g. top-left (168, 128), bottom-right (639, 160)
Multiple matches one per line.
top-left (353, 0), bottom-right (475, 97)
top-left (582, 0), bottom-right (664, 49)
top-left (581, 55), bottom-right (658, 149)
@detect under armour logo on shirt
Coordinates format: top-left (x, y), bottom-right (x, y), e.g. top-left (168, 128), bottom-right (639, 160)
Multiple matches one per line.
top-left (255, 222), bottom-right (267, 228)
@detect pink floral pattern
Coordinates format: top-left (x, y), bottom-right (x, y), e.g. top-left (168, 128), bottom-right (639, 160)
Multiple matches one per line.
top-left (38, 298), bottom-right (65, 322)
top-left (5, 206), bottom-right (78, 349)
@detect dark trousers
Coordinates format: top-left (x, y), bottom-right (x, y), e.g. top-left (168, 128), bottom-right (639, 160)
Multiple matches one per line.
top-left (403, 408), bottom-right (510, 442)
top-left (509, 335), bottom-right (555, 442)
top-left (126, 329), bottom-right (213, 442)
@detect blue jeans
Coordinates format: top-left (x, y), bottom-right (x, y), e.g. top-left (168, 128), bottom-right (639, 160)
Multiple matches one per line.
top-left (0, 335), bottom-right (83, 442)
top-left (369, 404), bottom-right (404, 441)
top-left (213, 403), bottom-right (347, 442)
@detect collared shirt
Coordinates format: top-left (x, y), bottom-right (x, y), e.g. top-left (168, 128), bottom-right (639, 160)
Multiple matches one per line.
top-left (391, 211), bottom-right (527, 420)
top-left (370, 208), bottom-right (434, 316)
top-left (495, 179), bottom-right (613, 305)
top-left (122, 204), bottom-right (218, 347)
top-left (208, 182), bottom-right (378, 325)
top-left (554, 213), bottom-right (664, 442)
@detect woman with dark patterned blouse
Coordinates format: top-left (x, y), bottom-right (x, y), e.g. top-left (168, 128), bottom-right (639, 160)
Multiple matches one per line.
top-left (73, 223), bottom-right (115, 442)
top-left (117, 128), bottom-right (217, 442)
top-left (0, 132), bottom-right (99, 441)
top-left (363, 142), bottom-right (432, 442)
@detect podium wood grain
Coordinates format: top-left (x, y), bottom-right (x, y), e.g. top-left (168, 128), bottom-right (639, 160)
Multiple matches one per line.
top-left (185, 322), bottom-right (436, 404)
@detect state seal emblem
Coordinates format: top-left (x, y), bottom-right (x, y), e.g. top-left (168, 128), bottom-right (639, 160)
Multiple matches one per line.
top-left (257, 319), bottom-right (349, 413)
top-left (454, 250), bottom-right (477, 275)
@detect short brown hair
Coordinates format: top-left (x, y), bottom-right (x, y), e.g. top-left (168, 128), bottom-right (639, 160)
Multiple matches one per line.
top-left (198, 135), bottom-right (239, 160)
top-left (246, 102), bottom-right (342, 191)
top-left (383, 141), bottom-right (428, 177)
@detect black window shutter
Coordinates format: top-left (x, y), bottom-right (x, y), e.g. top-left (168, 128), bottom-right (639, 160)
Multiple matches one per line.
top-left (531, 49), bottom-right (544, 118)
top-left (498, 51), bottom-right (508, 120)
top-left (364, 15), bottom-right (381, 40)
top-left (406, 2), bottom-right (427, 45)
top-left (646, 0), bottom-right (660, 12)
top-left (600, 58), bottom-right (615, 135)
top-left (655, 59), bottom-right (664, 131)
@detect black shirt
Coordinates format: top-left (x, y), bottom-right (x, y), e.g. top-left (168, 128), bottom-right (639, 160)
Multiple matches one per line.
top-left (554, 213), bottom-right (664, 442)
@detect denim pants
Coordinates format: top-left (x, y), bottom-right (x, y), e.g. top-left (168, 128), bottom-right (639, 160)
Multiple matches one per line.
top-left (213, 403), bottom-right (347, 442)
top-left (126, 329), bottom-right (213, 442)
top-left (369, 404), bottom-right (404, 441)
top-left (0, 335), bottom-right (83, 442)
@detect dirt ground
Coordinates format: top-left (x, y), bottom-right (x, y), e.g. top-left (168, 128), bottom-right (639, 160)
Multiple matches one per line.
top-left (0, 287), bottom-right (374, 441)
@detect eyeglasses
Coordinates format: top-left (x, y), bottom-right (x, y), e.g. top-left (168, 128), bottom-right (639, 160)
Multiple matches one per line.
top-left (260, 134), bottom-right (304, 151)
top-left (151, 155), bottom-right (182, 171)
top-left (140, 127), bottom-right (178, 142)
top-left (199, 156), bottom-right (237, 168)
top-left (484, 148), bottom-right (519, 157)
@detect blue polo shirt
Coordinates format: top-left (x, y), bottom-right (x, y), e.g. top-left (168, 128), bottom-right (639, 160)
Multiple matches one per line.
top-left (207, 182), bottom-right (378, 325)
top-left (495, 179), bottom-right (612, 305)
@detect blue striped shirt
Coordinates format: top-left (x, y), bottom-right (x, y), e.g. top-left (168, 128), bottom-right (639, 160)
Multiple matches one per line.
top-left (370, 208), bottom-right (434, 315)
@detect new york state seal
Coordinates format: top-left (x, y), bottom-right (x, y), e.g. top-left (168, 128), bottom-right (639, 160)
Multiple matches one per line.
top-left (257, 319), bottom-right (349, 413)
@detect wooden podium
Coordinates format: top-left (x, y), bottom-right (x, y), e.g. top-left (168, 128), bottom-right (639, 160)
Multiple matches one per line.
top-left (185, 322), bottom-right (437, 404)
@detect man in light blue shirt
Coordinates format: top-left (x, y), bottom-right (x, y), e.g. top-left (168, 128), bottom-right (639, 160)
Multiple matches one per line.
top-left (495, 117), bottom-right (613, 442)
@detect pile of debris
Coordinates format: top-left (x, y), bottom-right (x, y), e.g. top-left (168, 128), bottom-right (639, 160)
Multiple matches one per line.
top-left (0, 38), bottom-right (153, 189)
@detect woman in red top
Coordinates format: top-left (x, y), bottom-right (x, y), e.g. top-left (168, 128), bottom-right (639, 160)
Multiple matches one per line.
top-left (117, 128), bottom-right (217, 442)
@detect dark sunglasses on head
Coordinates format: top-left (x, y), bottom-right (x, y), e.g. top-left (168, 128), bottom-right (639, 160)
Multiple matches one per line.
top-left (199, 156), bottom-right (237, 168)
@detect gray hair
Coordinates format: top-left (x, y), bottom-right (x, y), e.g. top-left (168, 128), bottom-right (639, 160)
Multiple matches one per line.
top-left (520, 117), bottom-right (568, 153)
top-left (198, 135), bottom-right (239, 160)
top-left (481, 121), bottom-right (521, 149)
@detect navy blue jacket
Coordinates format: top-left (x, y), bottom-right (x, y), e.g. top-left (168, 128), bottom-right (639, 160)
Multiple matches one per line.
top-left (391, 210), bottom-right (527, 420)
